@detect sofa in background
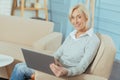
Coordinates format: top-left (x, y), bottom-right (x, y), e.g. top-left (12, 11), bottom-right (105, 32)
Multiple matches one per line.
top-left (35, 33), bottom-right (116, 80)
top-left (0, 15), bottom-right (62, 79)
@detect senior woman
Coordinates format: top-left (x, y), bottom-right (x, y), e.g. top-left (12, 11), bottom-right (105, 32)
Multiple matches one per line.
top-left (10, 4), bottom-right (100, 80)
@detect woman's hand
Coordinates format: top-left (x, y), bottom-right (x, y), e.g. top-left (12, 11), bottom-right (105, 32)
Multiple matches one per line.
top-left (31, 73), bottom-right (35, 80)
top-left (49, 63), bottom-right (68, 77)
top-left (54, 59), bottom-right (63, 67)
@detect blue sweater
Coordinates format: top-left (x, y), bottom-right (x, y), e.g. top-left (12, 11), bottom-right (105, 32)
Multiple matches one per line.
top-left (53, 28), bottom-right (100, 76)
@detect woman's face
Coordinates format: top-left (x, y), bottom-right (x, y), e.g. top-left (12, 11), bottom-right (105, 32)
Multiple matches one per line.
top-left (71, 9), bottom-right (87, 31)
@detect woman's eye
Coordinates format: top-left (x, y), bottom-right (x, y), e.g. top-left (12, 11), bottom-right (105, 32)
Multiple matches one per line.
top-left (78, 16), bottom-right (81, 18)
top-left (71, 16), bottom-right (74, 19)
top-left (71, 17), bottom-right (75, 20)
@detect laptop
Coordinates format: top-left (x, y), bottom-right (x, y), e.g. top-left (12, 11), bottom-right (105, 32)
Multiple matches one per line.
top-left (21, 48), bottom-right (55, 76)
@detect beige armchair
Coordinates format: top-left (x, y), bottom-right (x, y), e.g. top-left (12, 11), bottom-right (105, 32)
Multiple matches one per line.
top-left (0, 15), bottom-right (62, 79)
top-left (34, 33), bottom-right (116, 80)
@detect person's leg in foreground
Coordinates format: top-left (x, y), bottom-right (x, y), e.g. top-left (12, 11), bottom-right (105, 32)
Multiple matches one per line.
top-left (10, 63), bottom-right (35, 80)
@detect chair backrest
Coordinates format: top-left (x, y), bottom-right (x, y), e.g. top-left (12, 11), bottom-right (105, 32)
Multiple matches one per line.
top-left (0, 15), bottom-right (54, 46)
top-left (86, 33), bottom-right (116, 79)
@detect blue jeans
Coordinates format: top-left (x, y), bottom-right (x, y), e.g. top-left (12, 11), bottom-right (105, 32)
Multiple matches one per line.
top-left (10, 63), bottom-right (35, 80)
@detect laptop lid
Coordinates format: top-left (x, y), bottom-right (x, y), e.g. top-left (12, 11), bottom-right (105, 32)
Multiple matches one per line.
top-left (21, 48), bottom-right (55, 75)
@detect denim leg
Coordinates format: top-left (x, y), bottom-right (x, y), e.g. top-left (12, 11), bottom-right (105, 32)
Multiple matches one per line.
top-left (10, 63), bottom-right (34, 80)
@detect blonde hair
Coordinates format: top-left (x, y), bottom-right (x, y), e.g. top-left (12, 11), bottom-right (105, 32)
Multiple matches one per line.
top-left (69, 4), bottom-right (90, 27)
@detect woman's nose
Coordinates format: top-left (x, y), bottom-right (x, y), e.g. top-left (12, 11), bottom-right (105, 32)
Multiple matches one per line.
top-left (72, 18), bottom-right (78, 25)
top-left (75, 19), bottom-right (79, 24)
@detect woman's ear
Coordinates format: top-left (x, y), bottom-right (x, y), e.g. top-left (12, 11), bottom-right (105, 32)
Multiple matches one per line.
top-left (86, 17), bottom-right (88, 22)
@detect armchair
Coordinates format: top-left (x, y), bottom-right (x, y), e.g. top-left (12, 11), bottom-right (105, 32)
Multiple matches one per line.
top-left (34, 33), bottom-right (116, 80)
top-left (0, 15), bottom-right (62, 79)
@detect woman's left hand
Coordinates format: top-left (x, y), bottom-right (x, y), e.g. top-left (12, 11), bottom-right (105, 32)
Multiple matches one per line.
top-left (49, 63), bottom-right (68, 77)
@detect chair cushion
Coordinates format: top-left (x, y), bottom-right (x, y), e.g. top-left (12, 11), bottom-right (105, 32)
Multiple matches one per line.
top-left (0, 41), bottom-right (32, 61)
top-left (86, 33), bottom-right (116, 78)
top-left (68, 74), bottom-right (107, 80)
top-left (35, 71), bottom-right (107, 80)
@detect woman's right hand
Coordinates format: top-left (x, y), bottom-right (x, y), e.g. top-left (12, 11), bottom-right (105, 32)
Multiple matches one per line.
top-left (49, 63), bottom-right (68, 77)
top-left (54, 59), bottom-right (63, 67)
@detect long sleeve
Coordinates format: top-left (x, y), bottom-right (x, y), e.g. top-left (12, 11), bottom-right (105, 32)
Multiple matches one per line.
top-left (67, 36), bottom-right (100, 76)
top-left (53, 36), bottom-right (70, 59)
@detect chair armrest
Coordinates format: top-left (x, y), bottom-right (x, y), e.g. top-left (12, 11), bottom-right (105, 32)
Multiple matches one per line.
top-left (32, 32), bottom-right (62, 53)
top-left (35, 71), bottom-right (107, 80)
top-left (68, 74), bottom-right (108, 80)
top-left (35, 70), bottom-right (66, 80)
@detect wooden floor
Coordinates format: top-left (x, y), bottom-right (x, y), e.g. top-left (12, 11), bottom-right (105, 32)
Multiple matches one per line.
top-left (109, 60), bottom-right (120, 80)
